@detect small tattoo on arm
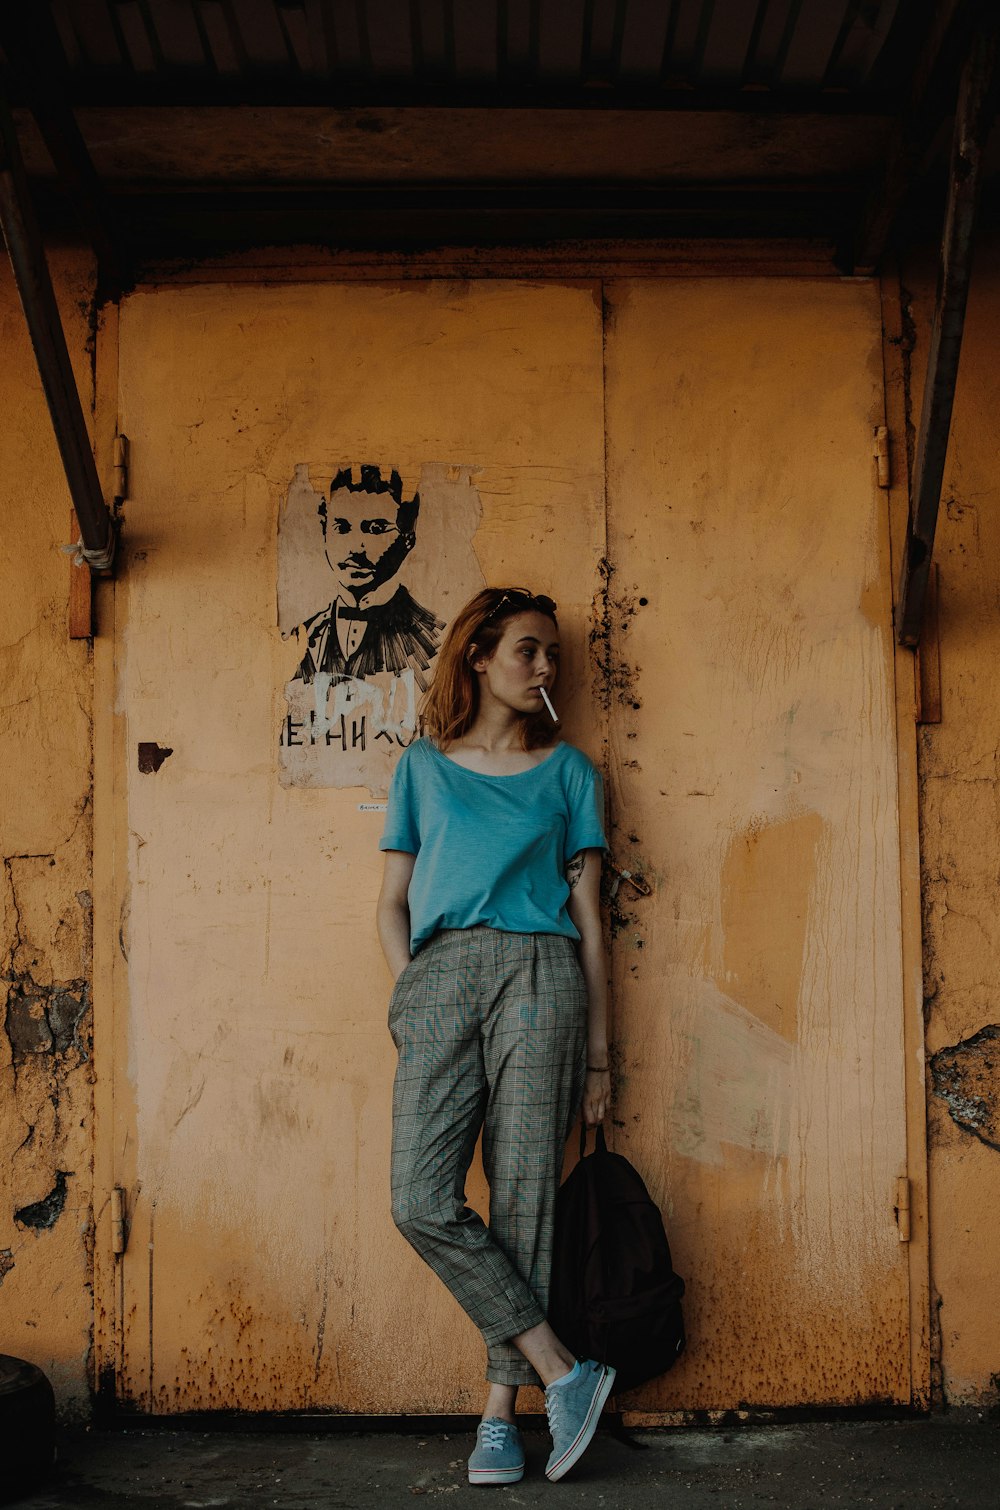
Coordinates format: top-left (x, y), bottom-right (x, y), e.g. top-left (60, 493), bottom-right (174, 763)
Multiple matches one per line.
top-left (566, 851), bottom-right (586, 890)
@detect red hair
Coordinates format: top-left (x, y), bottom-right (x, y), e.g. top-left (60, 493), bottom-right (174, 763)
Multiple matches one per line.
top-left (420, 588), bottom-right (559, 751)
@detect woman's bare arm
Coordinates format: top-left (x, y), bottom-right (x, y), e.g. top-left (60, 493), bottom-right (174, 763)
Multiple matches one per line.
top-left (566, 849), bottom-right (611, 1126)
top-left (377, 849), bottom-right (417, 982)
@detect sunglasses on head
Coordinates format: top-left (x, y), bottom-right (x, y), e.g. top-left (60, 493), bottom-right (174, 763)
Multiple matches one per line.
top-left (481, 588), bottom-right (558, 625)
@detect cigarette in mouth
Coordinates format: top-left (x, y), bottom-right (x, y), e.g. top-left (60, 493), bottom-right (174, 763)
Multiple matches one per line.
top-left (538, 686), bottom-right (560, 723)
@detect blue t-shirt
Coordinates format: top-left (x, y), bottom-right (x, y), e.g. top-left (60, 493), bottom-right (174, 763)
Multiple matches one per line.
top-left (380, 738), bottom-right (607, 953)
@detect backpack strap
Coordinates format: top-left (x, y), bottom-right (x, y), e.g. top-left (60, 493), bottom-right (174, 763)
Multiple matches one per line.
top-left (578, 1123), bottom-right (610, 1159)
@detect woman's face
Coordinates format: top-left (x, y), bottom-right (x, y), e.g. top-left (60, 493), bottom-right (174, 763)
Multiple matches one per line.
top-left (473, 609), bottom-right (560, 716)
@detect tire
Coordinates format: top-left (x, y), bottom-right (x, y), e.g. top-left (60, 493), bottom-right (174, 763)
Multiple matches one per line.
top-left (0, 1354), bottom-right (55, 1501)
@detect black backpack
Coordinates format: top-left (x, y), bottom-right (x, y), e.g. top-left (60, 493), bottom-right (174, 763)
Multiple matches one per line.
top-left (549, 1125), bottom-right (686, 1393)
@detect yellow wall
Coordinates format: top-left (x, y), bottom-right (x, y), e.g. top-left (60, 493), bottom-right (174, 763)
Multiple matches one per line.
top-left (2, 241), bottom-right (1000, 1415)
top-left (905, 238), bottom-right (1000, 1406)
top-left (0, 251), bottom-right (95, 1414)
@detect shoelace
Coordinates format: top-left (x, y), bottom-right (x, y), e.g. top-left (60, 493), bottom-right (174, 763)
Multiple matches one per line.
top-left (480, 1419), bottom-right (513, 1452)
top-left (545, 1387), bottom-right (569, 1431)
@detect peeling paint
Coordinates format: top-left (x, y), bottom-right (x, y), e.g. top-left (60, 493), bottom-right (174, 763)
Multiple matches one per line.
top-left (15, 1170), bottom-right (71, 1230)
top-left (5, 978), bottom-right (90, 1062)
top-left (0, 251), bottom-right (99, 1417)
top-left (137, 742), bottom-right (173, 774)
top-left (930, 1024), bottom-right (1000, 1153)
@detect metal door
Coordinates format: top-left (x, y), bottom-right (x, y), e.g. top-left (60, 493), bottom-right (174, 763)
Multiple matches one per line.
top-left (603, 279), bottom-right (911, 1408)
top-left (99, 279), bottom-right (608, 1412)
top-left (97, 274), bottom-right (913, 1413)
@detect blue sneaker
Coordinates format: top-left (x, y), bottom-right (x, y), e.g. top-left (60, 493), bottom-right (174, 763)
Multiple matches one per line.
top-left (468, 1417), bottom-right (525, 1485)
top-left (544, 1359), bottom-right (616, 1482)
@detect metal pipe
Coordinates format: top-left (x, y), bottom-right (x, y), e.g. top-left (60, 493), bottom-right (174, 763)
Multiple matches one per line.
top-left (0, 96), bottom-right (116, 572)
top-left (897, 21), bottom-right (999, 646)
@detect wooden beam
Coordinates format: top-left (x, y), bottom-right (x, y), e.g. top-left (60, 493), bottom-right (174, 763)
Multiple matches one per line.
top-left (896, 20), bottom-right (999, 647)
top-left (68, 508), bottom-right (93, 639)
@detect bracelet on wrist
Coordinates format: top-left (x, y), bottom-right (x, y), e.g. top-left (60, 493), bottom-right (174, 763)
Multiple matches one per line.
top-left (587, 1064), bottom-right (610, 1073)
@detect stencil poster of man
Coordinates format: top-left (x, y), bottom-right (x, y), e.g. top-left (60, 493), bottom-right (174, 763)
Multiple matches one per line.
top-left (277, 460), bottom-right (484, 795)
top-left (295, 466), bottom-right (442, 690)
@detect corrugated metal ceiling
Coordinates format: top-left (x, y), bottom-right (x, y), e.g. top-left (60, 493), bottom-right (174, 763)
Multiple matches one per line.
top-left (4, 1), bottom-right (985, 263)
top-left (42, 0), bottom-right (906, 102)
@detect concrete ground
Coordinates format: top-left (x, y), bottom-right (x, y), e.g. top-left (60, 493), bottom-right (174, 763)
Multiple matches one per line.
top-left (6, 1415), bottom-right (1000, 1510)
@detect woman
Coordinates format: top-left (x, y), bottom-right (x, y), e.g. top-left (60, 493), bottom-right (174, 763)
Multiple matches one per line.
top-left (377, 587), bottom-right (615, 1486)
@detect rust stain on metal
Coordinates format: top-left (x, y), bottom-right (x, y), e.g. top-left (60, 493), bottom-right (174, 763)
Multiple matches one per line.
top-left (589, 557), bottom-right (641, 709)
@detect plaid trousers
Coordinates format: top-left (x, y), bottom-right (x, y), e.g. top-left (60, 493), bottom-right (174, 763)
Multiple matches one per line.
top-left (389, 926), bottom-right (588, 1386)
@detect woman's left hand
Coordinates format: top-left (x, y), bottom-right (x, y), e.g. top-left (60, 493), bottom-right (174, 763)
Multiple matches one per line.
top-left (582, 1067), bottom-right (611, 1126)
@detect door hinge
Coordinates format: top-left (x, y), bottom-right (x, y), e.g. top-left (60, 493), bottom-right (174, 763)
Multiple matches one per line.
top-left (873, 426), bottom-right (891, 488)
top-left (895, 1175), bottom-right (911, 1243)
top-left (111, 1186), bottom-right (128, 1256)
top-left (113, 432), bottom-right (129, 505)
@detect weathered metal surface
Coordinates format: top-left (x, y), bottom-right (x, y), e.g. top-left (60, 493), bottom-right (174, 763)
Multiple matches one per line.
top-left (106, 272), bottom-right (914, 1414)
top-left (43, 0), bottom-right (903, 102)
top-left (603, 278), bottom-right (911, 1407)
top-left (112, 278), bottom-right (607, 1412)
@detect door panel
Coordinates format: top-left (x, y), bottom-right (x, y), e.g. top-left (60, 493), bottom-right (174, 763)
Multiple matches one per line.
top-left (113, 280), bottom-right (607, 1412)
top-left (107, 274), bottom-right (911, 1414)
top-left (603, 280), bottom-right (909, 1408)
